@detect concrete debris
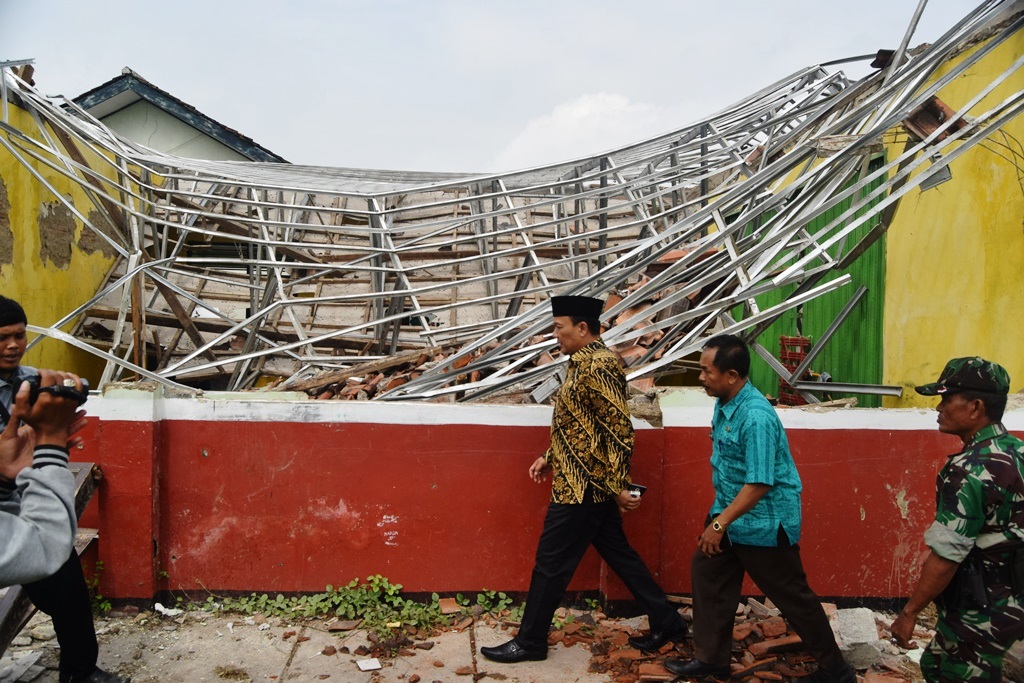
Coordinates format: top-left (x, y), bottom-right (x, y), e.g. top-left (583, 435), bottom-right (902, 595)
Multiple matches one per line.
top-left (356, 657), bottom-right (381, 671)
top-left (834, 607), bottom-right (883, 669)
top-left (153, 602), bottom-right (184, 617)
top-left (0, 601), bottom-right (943, 682)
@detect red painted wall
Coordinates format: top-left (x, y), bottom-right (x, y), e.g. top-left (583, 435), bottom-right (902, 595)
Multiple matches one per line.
top-left (76, 398), bottom-right (1006, 602)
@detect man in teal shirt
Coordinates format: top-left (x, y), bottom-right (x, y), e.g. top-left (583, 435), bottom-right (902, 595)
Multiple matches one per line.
top-left (664, 334), bottom-right (854, 683)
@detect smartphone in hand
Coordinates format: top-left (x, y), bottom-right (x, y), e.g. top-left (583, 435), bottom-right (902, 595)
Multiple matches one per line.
top-left (627, 484), bottom-right (647, 499)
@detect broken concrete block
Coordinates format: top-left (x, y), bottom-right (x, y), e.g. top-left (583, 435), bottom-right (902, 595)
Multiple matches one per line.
top-left (356, 658), bottom-right (381, 671)
top-left (747, 598), bottom-right (781, 617)
top-left (836, 607), bottom-right (882, 669)
top-left (28, 625), bottom-right (56, 641)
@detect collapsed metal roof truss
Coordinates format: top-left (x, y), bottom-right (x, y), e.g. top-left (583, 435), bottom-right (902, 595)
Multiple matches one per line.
top-left (1, 0), bottom-right (1022, 402)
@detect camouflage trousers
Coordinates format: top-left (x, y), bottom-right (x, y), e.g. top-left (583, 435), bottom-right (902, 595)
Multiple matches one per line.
top-left (921, 588), bottom-right (1024, 682)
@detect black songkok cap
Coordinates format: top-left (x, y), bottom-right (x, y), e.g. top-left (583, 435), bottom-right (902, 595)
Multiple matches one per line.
top-left (551, 295), bottom-right (604, 319)
top-left (0, 296), bottom-right (27, 327)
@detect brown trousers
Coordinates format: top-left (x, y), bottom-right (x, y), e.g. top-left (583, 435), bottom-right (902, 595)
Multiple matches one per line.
top-left (690, 531), bottom-right (844, 671)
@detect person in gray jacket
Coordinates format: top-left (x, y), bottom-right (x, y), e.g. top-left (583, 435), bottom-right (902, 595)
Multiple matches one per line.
top-left (0, 369), bottom-right (87, 586)
top-left (0, 295), bottom-right (130, 683)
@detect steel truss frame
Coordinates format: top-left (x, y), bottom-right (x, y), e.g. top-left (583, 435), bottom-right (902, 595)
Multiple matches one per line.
top-left (1, 0), bottom-right (1021, 402)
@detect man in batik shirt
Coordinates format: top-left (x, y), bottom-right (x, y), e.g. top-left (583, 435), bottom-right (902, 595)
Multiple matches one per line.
top-left (480, 295), bottom-right (685, 665)
top-left (891, 357), bottom-right (1024, 682)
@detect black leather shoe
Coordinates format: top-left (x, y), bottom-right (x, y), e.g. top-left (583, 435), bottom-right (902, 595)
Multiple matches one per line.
top-left (60, 668), bottom-right (132, 683)
top-left (480, 638), bottom-right (547, 663)
top-left (628, 620), bottom-right (689, 652)
top-left (663, 658), bottom-right (731, 679)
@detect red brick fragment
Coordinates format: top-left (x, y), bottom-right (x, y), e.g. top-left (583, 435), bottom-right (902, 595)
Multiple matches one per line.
top-left (731, 656), bottom-right (777, 678)
top-left (455, 665), bottom-right (474, 675)
top-left (748, 634), bottom-right (803, 657)
top-left (638, 662), bottom-right (674, 681)
top-left (438, 598), bottom-right (460, 614)
top-left (733, 623), bottom-right (756, 641)
top-left (321, 645), bottom-right (336, 656)
top-left (761, 616), bottom-right (788, 638)
top-left (283, 630), bottom-right (296, 640)
top-left (409, 676), bottom-right (421, 683)
top-left (327, 619), bottom-right (361, 631)
top-left (432, 660), bottom-right (445, 667)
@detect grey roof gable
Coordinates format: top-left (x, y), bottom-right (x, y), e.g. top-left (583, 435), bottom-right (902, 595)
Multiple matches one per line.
top-left (73, 68), bottom-right (287, 163)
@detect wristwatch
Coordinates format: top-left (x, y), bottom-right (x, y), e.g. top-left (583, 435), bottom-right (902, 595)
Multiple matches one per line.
top-left (711, 517), bottom-right (726, 533)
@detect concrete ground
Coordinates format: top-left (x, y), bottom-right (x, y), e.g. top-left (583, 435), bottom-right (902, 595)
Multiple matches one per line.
top-left (6, 605), bottom-right (1022, 683)
top-left (0, 609), bottom-right (629, 683)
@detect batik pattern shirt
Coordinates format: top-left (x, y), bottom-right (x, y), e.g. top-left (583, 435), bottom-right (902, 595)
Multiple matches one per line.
top-left (924, 422), bottom-right (1024, 563)
top-left (545, 340), bottom-right (633, 504)
top-left (710, 381), bottom-right (803, 546)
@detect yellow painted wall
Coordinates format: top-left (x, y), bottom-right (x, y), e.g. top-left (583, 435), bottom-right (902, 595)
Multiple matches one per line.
top-left (0, 101), bottom-right (121, 384)
top-left (883, 32), bottom-right (1024, 407)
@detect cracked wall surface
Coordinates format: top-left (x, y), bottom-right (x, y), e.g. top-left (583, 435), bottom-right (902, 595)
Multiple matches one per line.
top-left (37, 197), bottom-right (76, 269)
top-left (0, 174), bottom-right (11, 266)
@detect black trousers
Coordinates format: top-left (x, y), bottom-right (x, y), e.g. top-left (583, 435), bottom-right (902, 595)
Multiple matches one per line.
top-left (23, 551), bottom-right (98, 679)
top-left (517, 493), bottom-right (680, 649)
top-left (690, 529), bottom-right (844, 672)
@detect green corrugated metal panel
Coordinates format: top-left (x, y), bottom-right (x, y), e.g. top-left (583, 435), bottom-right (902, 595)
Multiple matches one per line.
top-left (742, 160), bottom-right (888, 407)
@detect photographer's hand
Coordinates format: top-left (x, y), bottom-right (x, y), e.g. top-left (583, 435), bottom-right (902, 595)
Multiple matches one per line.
top-left (21, 370), bottom-right (87, 448)
top-left (0, 380), bottom-right (38, 480)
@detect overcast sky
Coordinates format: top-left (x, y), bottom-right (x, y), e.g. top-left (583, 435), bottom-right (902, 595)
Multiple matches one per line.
top-left (1, 1), bottom-right (973, 172)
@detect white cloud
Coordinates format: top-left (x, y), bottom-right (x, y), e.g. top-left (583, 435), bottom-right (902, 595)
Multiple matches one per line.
top-left (488, 92), bottom-right (691, 172)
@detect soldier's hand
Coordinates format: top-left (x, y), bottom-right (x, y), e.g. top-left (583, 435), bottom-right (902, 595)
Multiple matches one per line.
top-left (528, 457), bottom-right (550, 483)
top-left (889, 611), bottom-right (917, 649)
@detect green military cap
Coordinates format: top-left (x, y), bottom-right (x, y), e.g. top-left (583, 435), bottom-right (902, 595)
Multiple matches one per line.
top-left (915, 356), bottom-right (1011, 395)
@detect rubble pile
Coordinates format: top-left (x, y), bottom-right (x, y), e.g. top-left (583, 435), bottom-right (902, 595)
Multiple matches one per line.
top-left (8, 598), bottom-right (1024, 682)
top-left (481, 599), bottom-right (933, 683)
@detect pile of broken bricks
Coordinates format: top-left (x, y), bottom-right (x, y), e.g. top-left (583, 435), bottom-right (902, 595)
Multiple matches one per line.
top-left (480, 596), bottom-right (932, 683)
top-left (284, 249), bottom-right (713, 403)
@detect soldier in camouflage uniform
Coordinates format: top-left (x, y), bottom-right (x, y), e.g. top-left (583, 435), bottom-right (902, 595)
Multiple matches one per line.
top-left (890, 357), bottom-right (1024, 682)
